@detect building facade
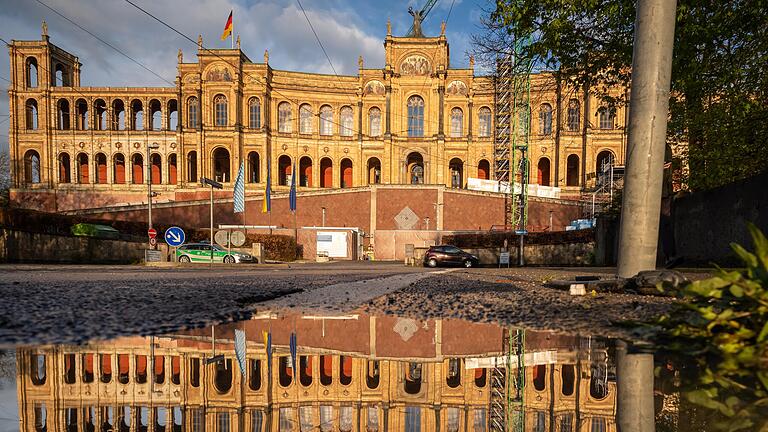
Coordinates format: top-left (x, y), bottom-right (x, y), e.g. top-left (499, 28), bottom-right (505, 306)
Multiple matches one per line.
top-left (6, 21), bottom-right (627, 212)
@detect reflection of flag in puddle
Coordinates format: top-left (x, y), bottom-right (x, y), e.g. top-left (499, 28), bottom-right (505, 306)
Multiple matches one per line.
top-left (234, 329), bottom-right (246, 377)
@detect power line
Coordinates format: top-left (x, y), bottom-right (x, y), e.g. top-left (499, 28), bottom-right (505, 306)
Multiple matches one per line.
top-left (34, 0), bottom-right (175, 86)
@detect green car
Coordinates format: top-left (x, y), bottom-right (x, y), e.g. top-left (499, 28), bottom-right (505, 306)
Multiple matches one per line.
top-left (176, 243), bottom-right (255, 264)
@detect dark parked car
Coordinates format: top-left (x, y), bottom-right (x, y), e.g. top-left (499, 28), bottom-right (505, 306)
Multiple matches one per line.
top-left (423, 245), bottom-right (479, 268)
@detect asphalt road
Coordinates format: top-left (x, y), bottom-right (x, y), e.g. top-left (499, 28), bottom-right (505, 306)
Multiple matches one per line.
top-left (0, 261), bottom-right (432, 346)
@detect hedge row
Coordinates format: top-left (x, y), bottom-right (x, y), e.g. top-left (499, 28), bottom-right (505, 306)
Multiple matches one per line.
top-left (1, 208), bottom-right (299, 261)
top-left (443, 228), bottom-right (595, 248)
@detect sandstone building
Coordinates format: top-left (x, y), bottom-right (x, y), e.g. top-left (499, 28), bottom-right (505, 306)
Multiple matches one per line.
top-left (7, 20), bottom-right (626, 213)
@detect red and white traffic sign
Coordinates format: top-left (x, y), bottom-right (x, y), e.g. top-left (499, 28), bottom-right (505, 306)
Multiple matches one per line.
top-left (148, 228), bottom-right (157, 239)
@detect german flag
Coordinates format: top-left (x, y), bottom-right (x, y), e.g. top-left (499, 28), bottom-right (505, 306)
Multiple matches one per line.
top-left (220, 11), bottom-right (233, 41)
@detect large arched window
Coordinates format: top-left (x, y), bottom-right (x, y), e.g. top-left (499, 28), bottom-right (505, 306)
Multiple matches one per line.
top-left (24, 150), bottom-right (41, 184)
top-left (26, 57), bottom-right (38, 88)
top-left (112, 99), bottom-right (125, 130)
top-left (450, 108), bottom-right (463, 137)
top-left (598, 105), bottom-right (615, 129)
top-left (539, 103), bottom-right (553, 135)
top-left (167, 99), bottom-right (178, 130)
top-left (278, 102), bottom-right (292, 133)
top-left (248, 152), bottom-right (260, 183)
top-left (566, 154), bottom-right (580, 186)
top-left (319, 105), bottom-right (333, 136)
top-left (213, 148), bottom-right (230, 182)
top-left (57, 99), bottom-right (70, 130)
top-left (299, 104), bottom-right (312, 134)
top-left (214, 95), bottom-right (228, 127)
top-left (25, 99), bottom-right (38, 130)
top-left (567, 99), bottom-right (580, 131)
top-left (187, 97), bottom-right (199, 128)
top-left (76, 99), bottom-right (89, 130)
top-left (368, 107), bottom-right (381, 137)
top-left (407, 96), bottom-right (424, 137)
top-left (131, 99), bottom-right (143, 130)
top-left (55, 63), bottom-right (70, 86)
top-left (113, 154), bottom-right (125, 184)
top-left (537, 158), bottom-right (551, 186)
top-left (249, 98), bottom-right (261, 129)
top-left (59, 153), bottom-right (71, 183)
top-left (94, 99), bottom-right (107, 131)
top-left (340, 106), bottom-right (353, 136)
top-left (478, 107), bottom-right (492, 137)
top-left (449, 158), bottom-right (463, 188)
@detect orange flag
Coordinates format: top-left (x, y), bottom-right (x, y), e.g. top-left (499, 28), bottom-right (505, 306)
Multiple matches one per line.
top-left (220, 11), bottom-right (233, 41)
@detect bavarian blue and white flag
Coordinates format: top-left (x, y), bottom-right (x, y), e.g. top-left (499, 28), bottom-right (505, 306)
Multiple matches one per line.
top-left (233, 161), bottom-right (245, 213)
top-left (289, 164), bottom-right (297, 212)
top-left (234, 329), bottom-right (247, 377)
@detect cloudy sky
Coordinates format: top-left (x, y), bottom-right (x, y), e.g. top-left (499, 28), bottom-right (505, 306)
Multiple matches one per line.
top-left (0, 0), bottom-right (491, 153)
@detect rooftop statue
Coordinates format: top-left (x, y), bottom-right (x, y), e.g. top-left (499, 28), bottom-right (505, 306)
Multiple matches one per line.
top-left (408, 6), bottom-right (424, 37)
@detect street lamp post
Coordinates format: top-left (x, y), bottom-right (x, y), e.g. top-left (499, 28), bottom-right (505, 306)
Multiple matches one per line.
top-left (201, 177), bottom-right (223, 266)
top-left (147, 142), bottom-right (160, 248)
top-left (321, 207), bottom-right (326, 227)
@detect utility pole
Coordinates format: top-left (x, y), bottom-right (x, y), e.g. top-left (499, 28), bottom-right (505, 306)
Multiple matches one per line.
top-left (617, 0), bottom-right (677, 278)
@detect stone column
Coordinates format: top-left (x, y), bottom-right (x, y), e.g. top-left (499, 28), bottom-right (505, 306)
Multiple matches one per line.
top-left (385, 85), bottom-right (392, 136)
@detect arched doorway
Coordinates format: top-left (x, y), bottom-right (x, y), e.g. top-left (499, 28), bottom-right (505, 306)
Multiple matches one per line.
top-left (278, 155), bottom-right (292, 186)
top-left (299, 156), bottom-right (312, 187)
top-left (77, 153), bottom-right (89, 184)
top-left (566, 154), bottom-right (580, 186)
top-left (59, 153), bottom-right (71, 183)
top-left (477, 159), bottom-right (490, 180)
top-left (407, 152), bottom-right (424, 185)
top-left (247, 152), bottom-right (260, 183)
top-left (367, 158), bottom-right (381, 184)
top-left (132, 154), bottom-right (143, 184)
top-left (213, 148), bottom-right (230, 183)
top-left (537, 158), bottom-right (551, 186)
top-left (187, 151), bottom-right (197, 183)
top-left (320, 158), bottom-right (333, 188)
top-left (168, 154), bottom-right (177, 185)
top-left (95, 153), bottom-right (108, 184)
top-left (596, 150), bottom-right (615, 175)
top-left (150, 154), bottom-right (162, 184)
top-left (340, 159), bottom-right (353, 188)
top-left (113, 154), bottom-right (125, 184)
top-left (449, 158), bottom-right (463, 188)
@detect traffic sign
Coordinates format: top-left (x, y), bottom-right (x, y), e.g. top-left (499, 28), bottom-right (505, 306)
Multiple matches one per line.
top-left (514, 229), bottom-right (528, 236)
top-left (499, 252), bottom-right (510, 265)
top-left (215, 230), bottom-right (230, 247)
top-left (148, 228), bottom-right (157, 239)
top-left (230, 230), bottom-right (246, 247)
top-left (149, 237), bottom-right (157, 247)
top-left (165, 226), bottom-right (186, 247)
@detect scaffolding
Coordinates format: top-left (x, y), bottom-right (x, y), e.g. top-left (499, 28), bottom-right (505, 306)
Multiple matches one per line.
top-left (489, 328), bottom-right (526, 432)
top-left (494, 39), bottom-right (533, 230)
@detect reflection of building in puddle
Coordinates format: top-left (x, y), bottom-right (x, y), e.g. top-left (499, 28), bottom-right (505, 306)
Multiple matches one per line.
top-left (15, 313), bottom-right (617, 431)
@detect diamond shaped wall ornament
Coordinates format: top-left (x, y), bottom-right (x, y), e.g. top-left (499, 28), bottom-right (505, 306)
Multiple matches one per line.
top-left (394, 206), bottom-right (419, 230)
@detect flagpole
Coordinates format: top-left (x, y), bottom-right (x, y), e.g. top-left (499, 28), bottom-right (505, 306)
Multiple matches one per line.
top-left (231, 11), bottom-right (234, 49)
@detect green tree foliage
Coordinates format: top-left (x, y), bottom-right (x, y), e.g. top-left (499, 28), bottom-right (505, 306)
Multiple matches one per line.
top-left (477, 1), bottom-right (768, 190)
top-left (656, 224), bottom-right (768, 430)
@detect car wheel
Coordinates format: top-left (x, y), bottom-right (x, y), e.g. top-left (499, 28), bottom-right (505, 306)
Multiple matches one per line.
top-left (224, 255), bottom-right (235, 264)
top-left (178, 255), bottom-right (190, 263)
top-left (427, 258), bottom-right (438, 268)
top-left (463, 259), bottom-right (474, 268)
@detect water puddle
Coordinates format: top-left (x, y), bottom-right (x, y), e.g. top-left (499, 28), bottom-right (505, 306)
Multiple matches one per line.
top-left (0, 310), bottom-right (762, 431)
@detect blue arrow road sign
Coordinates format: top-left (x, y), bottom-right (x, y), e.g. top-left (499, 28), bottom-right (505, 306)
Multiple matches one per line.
top-left (165, 226), bottom-right (186, 247)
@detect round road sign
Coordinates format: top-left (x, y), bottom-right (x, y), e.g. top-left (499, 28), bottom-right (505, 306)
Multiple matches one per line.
top-left (149, 237), bottom-right (157, 247)
top-left (214, 230), bottom-right (230, 247)
top-left (148, 228), bottom-right (157, 239)
top-left (164, 226), bottom-right (186, 247)
top-left (230, 230), bottom-right (246, 247)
